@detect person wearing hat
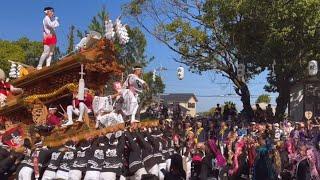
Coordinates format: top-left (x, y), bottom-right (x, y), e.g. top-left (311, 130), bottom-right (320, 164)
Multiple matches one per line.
top-left (62, 88), bottom-right (93, 127)
top-left (122, 65), bottom-right (149, 123)
top-left (37, 7), bottom-right (59, 70)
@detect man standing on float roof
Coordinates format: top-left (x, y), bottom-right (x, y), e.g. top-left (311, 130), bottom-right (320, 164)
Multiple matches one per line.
top-left (37, 7), bottom-right (59, 70)
top-left (123, 65), bottom-right (149, 123)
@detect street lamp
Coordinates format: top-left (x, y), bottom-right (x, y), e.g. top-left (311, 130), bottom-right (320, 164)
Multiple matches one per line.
top-left (308, 60), bottom-right (318, 76)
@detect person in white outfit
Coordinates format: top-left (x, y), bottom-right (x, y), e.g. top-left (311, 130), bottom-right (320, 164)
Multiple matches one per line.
top-left (37, 7), bottom-right (59, 70)
top-left (62, 88), bottom-right (93, 127)
top-left (123, 65), bottom-right (148, 123)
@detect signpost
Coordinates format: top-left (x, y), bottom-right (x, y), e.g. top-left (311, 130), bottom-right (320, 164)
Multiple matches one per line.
top-left (305, 111), bottom-right (313, 120)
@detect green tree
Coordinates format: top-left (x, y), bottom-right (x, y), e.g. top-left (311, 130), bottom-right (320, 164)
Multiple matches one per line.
top-left (13, 37), bottom-right (42, 67)
top-left (67, 25), bottom-right (75, 54)
top-left (214, 0), bottom-right (320, 119)
top-left (139, 72), bottom-right (165, 108)
top-left (118, 27), bottom-right (154, 75)
top-left (125, 0), bottom-right (264, 119)
top-left (89, 6), bottom-right (108, 35)
top-left (126, 0), bottom-right (320, 120)
top-left (224, 101), bottom-right (236, 109)
top-left (0, 40), bottom-right (26, 74)
top-left (76, 7), bottom-right (159, 104)
top-left (204, 107), bottom-right (216, 117)
top-left (79, 7), bottom-right (153, 73)
top-left (256, 94), bottom-right (271, 104)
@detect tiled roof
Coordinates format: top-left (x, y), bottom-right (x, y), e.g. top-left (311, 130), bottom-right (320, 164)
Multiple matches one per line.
top-left (160, 93), bottom-right (198, 102)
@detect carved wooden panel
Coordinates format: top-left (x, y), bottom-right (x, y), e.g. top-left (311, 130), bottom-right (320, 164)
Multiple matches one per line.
top-left (31, 103), bottom-right (48, 125)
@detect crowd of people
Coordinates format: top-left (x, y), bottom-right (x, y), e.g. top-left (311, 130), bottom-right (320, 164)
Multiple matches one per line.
top-left (0, 107), bottom-right (319, 180)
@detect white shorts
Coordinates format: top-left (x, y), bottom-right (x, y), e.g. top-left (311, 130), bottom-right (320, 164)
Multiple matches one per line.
top-left (56, 170), bottom-right (69, 180)
top-left (42, 170), bottom-right (56, 180)
top-left (148, 164), bottom-right (159, 176)
top-left (158, 163), bottom-right (167, 180)
top-left (18, 166), bottom-right (34, 180)
top-left (100, 172), bottom-right (116, 180)
top-left (166, 159), bottom-right (171, 171)
top-left (84, 170), bottom-right (101, 180)
top-left (68, 169), bottom-right (82, 180)
top-left (129, 168), bottom-right (147, 180)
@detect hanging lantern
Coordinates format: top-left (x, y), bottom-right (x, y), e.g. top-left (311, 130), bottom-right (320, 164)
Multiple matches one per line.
top-left (177, 66), bottom-right (184, 80)
top-left (308, 60), bottom-right (318, 76)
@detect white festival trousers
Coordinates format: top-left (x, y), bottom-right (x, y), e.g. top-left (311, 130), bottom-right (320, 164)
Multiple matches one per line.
top-left (38, 45), bottom-right (55, 69)
top-left (18, 166), bottom-right (34, 180)
top-left (67, 102), bottom-right (88, 122)
top-left (41, 170), bottom-right (56, 180)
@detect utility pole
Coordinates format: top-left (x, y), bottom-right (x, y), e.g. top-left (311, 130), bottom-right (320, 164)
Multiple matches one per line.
top-left (154, 65), bottom-right (167, 104)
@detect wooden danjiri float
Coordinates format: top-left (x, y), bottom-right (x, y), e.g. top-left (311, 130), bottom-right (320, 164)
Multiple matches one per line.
top-left (0, 37), bottom-right (158, 148)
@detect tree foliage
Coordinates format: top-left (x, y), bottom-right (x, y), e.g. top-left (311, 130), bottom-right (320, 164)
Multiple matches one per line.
top-left (118, 27), bottom-right (154, 75)
top-left (125, 0), bottom-right (259, 119)
top-left (0, 40), bottom-right (26, 74)
top-left (126, 0), bottom-right (320, 120)
top-left (217, 0), bottom-right (320, 118)
top-left (140, 72), bottom-right (165, 108)
top-left (256, 94), bottom-right (271, 104)
top-left (14, 37), bottom-right (43, 67)
top-left (89, 6), bottom-right (108, 35)
top-left (76, 7), bottom-right (159, 105)
top-left (67, 25), bottom-right (75, 54)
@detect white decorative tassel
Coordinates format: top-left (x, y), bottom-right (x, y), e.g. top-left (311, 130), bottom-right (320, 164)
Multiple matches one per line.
top-left (17, 65), bottom-right (22, 78)
top-left (78, 64), bottom-right (85, 101)
top-left (9, 63), bottom-right (18, 79)
top-left (114, 18), bottom-right (129, 45)
top-left (104, 20), bottom-right (115, 40)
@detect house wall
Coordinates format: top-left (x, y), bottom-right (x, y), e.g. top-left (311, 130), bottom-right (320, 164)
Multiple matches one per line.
top-left (179, 97), bottom-right (197, 117)
top-left (163, 95), bottom-right (198, 117)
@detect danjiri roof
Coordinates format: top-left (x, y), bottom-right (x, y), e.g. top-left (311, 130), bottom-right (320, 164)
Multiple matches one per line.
top-left (161, 93), bottom-right (198, 103)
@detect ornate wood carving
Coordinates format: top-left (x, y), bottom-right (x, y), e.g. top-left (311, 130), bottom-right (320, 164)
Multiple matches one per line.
top-left (31, 100), bottom-right (48, 125)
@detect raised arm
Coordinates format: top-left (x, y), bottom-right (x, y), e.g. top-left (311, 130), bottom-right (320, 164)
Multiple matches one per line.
top-left (44, 16), bottom-right (59, 30)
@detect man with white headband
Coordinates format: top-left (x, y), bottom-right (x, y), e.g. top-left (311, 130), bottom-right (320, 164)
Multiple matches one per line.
top-left (123, 65), bottom-right (148, 123)
top-left (37, 7), bottom-right (59, 70)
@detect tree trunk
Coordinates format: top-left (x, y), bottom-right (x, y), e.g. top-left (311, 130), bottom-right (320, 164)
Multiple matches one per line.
top-left (239, 83), bottom-right (254, 120)
top-left (275, 78), bottom-right (290, 120)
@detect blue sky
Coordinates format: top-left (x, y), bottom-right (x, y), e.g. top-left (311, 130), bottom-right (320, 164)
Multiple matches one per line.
top-left (0, 0), bottom-right (276, 112)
